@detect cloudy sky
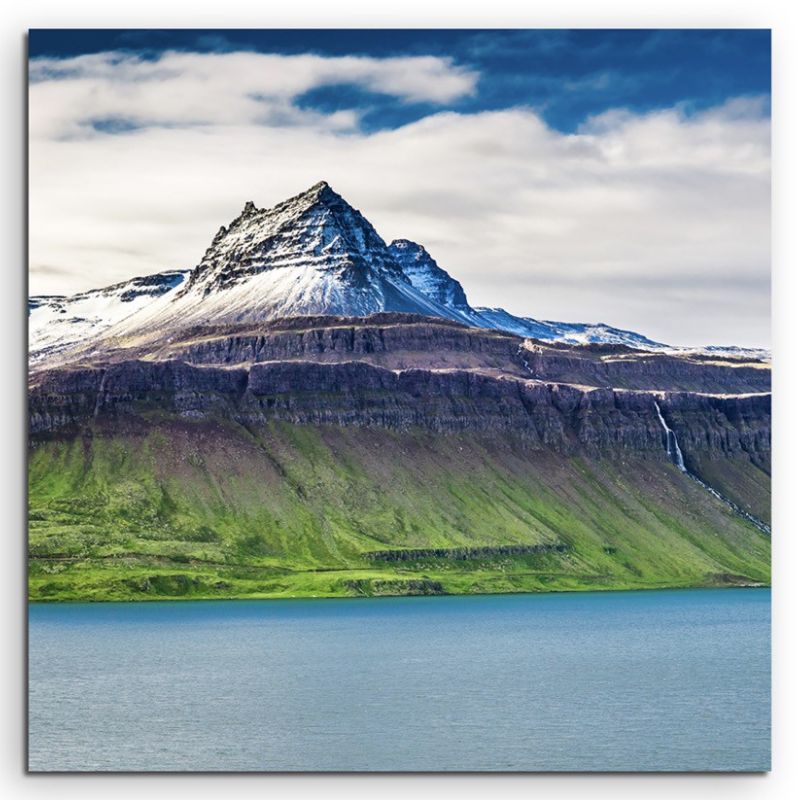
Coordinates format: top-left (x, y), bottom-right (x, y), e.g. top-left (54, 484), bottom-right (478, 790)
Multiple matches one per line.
top-left (28, 29), bottom-right (771, 347)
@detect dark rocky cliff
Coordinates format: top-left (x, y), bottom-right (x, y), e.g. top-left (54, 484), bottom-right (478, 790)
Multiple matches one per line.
top-left (85, 315), bottom-right (771, 395)
top-left (521, 344), bottom-right (770, 394)
top-left (29, 358), bottom-right (771, 470)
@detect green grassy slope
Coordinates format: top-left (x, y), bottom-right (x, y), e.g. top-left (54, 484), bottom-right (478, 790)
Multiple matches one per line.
top-left (28, 418), bottom-right (771, 601)
top-left (689, 454), bottom-right (771, 524)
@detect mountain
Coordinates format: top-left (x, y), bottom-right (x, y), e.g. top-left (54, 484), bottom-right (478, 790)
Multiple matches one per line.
top-left (84, 182), bottom-right (470, 346)
top-left (28, 314), bottom-right (771, 601)
top-left (27, 182), bottom-right (770, 602)
top-left (31, 180), bottom-right (761, 365)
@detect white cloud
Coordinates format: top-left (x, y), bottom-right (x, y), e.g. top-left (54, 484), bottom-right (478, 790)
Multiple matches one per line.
top-left (29, 50), bottom-right (478, 138)
top-left (28, 51), bottom-right (770, 347)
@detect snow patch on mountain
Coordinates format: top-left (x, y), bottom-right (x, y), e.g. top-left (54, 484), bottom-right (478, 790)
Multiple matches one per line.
top-left (472, 308), bottom-right (667, 348)
top-left (29, 270), bottom-right (189, 363)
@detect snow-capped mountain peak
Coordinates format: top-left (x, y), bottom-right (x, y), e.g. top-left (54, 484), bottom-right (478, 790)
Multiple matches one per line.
top-left (28, 181), bottom-right (768, 364)
top-left (61, 182), bottom-right (461, 345)
top-left (180, 180), bottom-right (407, 300)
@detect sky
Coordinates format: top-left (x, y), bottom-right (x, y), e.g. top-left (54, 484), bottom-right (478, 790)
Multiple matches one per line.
top-left (28, 29), bottom-right (771, 347)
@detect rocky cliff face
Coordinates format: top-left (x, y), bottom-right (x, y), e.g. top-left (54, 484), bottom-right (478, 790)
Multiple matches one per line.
top-left (121, 316), bottom-right (770, 395)
top-left (29, 310), bottom-right (772, 487)
top-left (153, 316), bottom-right (521, 375)
top-left (519, 341), bottom-right (770, 394)
top-left (29, 356), bottom-right (770, 474)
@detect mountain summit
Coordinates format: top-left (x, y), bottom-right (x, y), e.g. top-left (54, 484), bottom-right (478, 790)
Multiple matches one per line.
top-left (94, 181), bottom-right (466, 342)
top-left (182, 181), bottom-right (407, 298)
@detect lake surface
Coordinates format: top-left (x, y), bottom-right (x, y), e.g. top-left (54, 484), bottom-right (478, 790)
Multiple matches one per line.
top-left (28, 588), bottom-right (770, 772)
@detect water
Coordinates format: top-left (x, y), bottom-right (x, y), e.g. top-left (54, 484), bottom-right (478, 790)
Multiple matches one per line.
top-left (654, 400), bottom-right (687, 471)
top-left (28, 588), bottom-right (770, 772)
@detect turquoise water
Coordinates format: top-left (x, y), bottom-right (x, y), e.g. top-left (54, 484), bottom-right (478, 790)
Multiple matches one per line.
top-left (28, 588), bottom-right (770, 772)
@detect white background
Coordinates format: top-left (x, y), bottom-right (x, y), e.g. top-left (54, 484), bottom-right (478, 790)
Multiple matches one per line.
top-left (2, 2), bottom-right (798, 798)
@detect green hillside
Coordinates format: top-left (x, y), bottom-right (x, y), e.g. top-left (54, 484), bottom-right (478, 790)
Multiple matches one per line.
top-left (28, 418), bottom-right (771, 601)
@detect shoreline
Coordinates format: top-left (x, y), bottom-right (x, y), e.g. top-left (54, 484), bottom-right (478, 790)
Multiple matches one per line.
top-left (27, 580), bottom-right (770, 605)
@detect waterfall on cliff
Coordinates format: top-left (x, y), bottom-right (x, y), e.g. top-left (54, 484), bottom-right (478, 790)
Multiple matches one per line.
top-left (654, 401), bottom-right (687, 472)
top-left (653, 400), bottom-right (770, 535)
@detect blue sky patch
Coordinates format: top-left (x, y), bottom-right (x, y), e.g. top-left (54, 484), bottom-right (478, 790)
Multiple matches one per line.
top-left (29, 29), bottom-right (770, 133)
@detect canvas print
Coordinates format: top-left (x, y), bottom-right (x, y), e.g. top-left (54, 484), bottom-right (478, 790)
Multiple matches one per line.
top-left (27, 29), bottom-right (771, 772)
